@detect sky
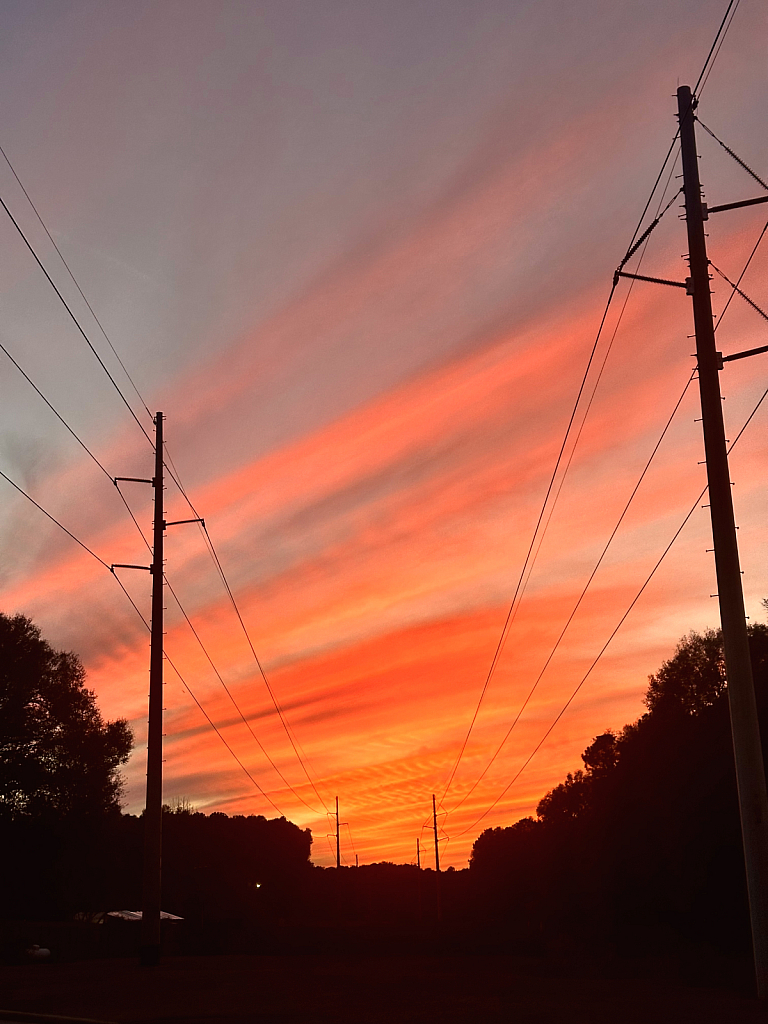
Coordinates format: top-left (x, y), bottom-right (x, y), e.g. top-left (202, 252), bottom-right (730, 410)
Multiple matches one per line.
top-left (0, 0), bottom-right (766, 867)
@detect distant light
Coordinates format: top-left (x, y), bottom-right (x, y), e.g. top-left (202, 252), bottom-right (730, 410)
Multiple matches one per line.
top-left (256, 883), bottom-right (261, 888)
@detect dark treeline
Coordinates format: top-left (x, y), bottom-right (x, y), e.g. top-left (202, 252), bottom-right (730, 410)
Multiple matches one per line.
top-left (2, 611), bottom-right (768, 978)
top-left (469, 624), bottom-right (768, 963)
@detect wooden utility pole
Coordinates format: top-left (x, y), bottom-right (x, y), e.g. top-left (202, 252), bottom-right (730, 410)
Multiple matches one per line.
top-left (336, 796), bottom-right (341, 869)
top-left (416, 837), bottom-right (421, 869)
top-left (140, 412), bottom-right (165, 967)
top-left (678, 85), bottom-right (768, 998)
top-left (112, 416), bottom-right (203, 967)
top-left (432, 794), bottom-right (442, 921)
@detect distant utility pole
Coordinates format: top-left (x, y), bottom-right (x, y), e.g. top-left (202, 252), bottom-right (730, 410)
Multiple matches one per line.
top-left (677, 85), bottom-right (768, 998)
top-left (140, 412), bottom-right (165, 968)
top-left (432, 794), bottom-right (442, 921)
top-left (416, 837), bottom-right (421, 870)
top-left (336, 796), bottom-right (341, 869)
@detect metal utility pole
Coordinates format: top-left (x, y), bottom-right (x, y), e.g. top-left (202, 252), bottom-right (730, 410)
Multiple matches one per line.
top-left (678, 85), bottom-right (768, 998)
top-left (432, 794), bottom-right (442, 921)
top-left (336, 796), bottom-right (341, 870)
top-left (141, 412), bottom-right (165, 968)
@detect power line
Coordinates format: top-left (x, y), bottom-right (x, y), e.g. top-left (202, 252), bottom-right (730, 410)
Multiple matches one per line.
top-left (164, 575), bottom-right (323, 815)
top-left (447, 368), bottom-right (697, 817)
top-left (696, 0), bottom-right (742, 96)
top-left (438, 0), bottom-right (746, 822)
top-left (0, 163), bottom-right (326, 814)
top-left (697, 119), bottom-right (768, 193)
top-left (447, 166), bottom-right (767, 826)
top-left (439, 165), bottom-right (683, 808)
top-left (0, 469), bottom-right (110, 569)
top-left (0, 142), bottom-right (153, 420)
top-left (0, 332), bottom-right (155, 556)
top-left (437, 279), bottom-right (619, 803)
top-left (0, 147), bottom-right (327, 813)
top-left (162, 650), bottom-right (286, 818)
top-left (146, 435), bottom-right (329, 812)
top-left (441, 167), bottom-right (683, 809)
top-left (197, 517), bottom-right (330, 814)
top-left (344, 822), bottom-right (357, 864)
top-left (0, 192), bottom-right (153, 446)
top-left (712, 260), bottom-right (768, 319)
top-left (451, 378), bottom-right (768, 840)
top-left (0, 465), bottom-right (287, 818)
top-left (621, 0), bottom-right (739, 258)
top-left (714, 216), bottom-right (768, 325)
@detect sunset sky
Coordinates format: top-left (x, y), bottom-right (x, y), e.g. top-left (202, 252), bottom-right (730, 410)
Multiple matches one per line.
top-left (0, 0), bottom-right (766, 867)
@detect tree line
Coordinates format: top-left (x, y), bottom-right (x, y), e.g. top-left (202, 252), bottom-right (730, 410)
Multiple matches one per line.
top-left (1, 610), bottom-right (766, 970)
top-left (470, 622), bottom-right (768, 961)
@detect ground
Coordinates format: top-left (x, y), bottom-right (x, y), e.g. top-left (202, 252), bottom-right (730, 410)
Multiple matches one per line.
top-left (1, 954), bottom-right (766, 1023)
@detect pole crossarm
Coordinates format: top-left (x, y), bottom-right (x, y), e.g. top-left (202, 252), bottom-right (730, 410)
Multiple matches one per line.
top-left (706, 195), bottom-right (768, 216)
top-left (114, 477), bottom-right (153, 485)
top-left (111, 563), bottom-right (151, 572)
top-left (722, 344), bottom-right (768, 364)
top-left (165, 517), bottom-right (205, 528)
top-left (615, 270), bottom-right (691, 291)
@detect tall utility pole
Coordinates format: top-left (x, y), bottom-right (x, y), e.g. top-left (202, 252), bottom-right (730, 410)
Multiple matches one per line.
top-left (416, 837), bottom-right (421, 870)
top-left (432, 794), bottom-right (442, 921)
top-left (678, 85), bottom-right (768, 998)
top-left (141, 412), bottom-right (165, 968)
top-left (336, 796), bottom-right (341, 870)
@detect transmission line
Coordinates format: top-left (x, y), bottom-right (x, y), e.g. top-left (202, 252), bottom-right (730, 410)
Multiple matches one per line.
top-left (437, 280), bottom-right (620, 802)
top-left (447, 368), bottom-right (697, 816)
top-left (447, 172), bottom-right (768, 823)
top-left (451, 375), bottom-right (768, 840)
top-left (695, 0), bottom-right (742, 96)
top-left (439, 165), bottom-right (683, 807)
top-left (0, 161), bottom-right (328, 813)
top-left (0, 193), bottom-right (153, 445)
top-left (697, 120), bottom-right (768, 193)
top-left (437, 0), bottom-right (746, 817)
top-left (0, 142), bottom-right (153, 420)
top-left (0, 464), bottom-right (288, 817)
top-left (0, 329), bottom-right (318, 813)
top-left (164, 576), bottom-right (323, 815)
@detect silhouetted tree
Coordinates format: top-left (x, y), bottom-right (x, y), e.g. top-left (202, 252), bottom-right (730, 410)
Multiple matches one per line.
top-left (469, 622), bottom-right (768, 960)
top-left (0, 613), bottom-right (132, 821)
top-left (644, 628), bottom-right (726, 715)
top-left (0, 614), bottom-right (133, 919)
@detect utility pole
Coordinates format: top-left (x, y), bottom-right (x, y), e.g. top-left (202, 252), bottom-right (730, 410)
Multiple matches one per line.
top-left (432, 795), bottom-right (440, 873)
top-left (112, 415), bottom-right (203, 967)
top-left (416, 837), bottom-right (421, 870)
top-left (678, 85), bottom-right (768, 998)
top-left (336, 796), bottom-right (341, 870)
top-left (140, 412), bottom-right (165, 968)
top-left (432, 794), bottom-right (442, 921)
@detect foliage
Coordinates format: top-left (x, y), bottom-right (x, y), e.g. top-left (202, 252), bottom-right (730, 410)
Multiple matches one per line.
top-left (470, 623), bottom-right (768, 956)
top-left (0, 613), bottom-right (132, 821)
top-left (644, 628), bottom-right (726, 715)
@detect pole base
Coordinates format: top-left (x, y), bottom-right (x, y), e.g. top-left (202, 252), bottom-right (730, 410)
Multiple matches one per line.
top-left (139, 943), bottom-right (161, 967)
